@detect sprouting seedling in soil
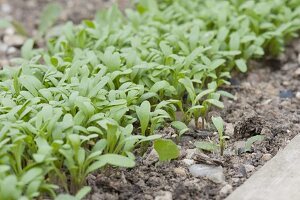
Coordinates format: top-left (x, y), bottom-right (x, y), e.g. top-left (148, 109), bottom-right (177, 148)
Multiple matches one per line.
top-left (211, 116), bottom-right (228, 156)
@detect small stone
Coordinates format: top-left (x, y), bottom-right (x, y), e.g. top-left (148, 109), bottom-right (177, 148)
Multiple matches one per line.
top-left (143, 149), bottom-right (159, 166)
top-left (189, 164), bottom-right (225, 184)
top-left (296, 92), bottom-right (300, 100)
top-left (5, 27), bottom-right (15, 35)
top-left (185, 148), bottom-right (197, 159)
top-left (7, 46), bottom-right (17, 54)
top-left (0, 59), bottom-right (9, 67)
top-left (243, 164), bottom-right (255, 173)
top-left (295, 68), bottom-right (300, 76)
top-left (234, 141), bottom-right (245, 153)
top-left (0, 43), bottom-right (8, 52)
top-left (182, 159), bottom-right (195, 166)
top-left (279, 90), bottom-right (293, 98)
top-left (225, 123), bottom-right (234, 137)
top-left (219, 184), bottom-right (233, 196)
top-left (144, 194), bottom-right (153, 200)
top-left (173, 167), bottom-right (186, 177)
top-left (261, 127), bottom-right (272, 136)
top-left (282, 81), bottom-right (290, 86)
top-left (262, 153), bottom-right (272, 162)
top-left (3, 35), bottom-right (25, 47)
top-left (232, 178), bottom-right (240, 183)
top-left (155, 191), bottom-right (172, 200)
top-left (1, 4), bottom-right (12, 13)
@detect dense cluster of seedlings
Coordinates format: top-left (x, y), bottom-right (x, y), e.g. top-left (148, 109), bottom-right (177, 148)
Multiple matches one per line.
top-left (0, 0), bottom-right (300, 198)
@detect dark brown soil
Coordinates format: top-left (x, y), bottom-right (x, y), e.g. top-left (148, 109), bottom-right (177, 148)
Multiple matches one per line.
top-left (1, 1), bottom-right (300, 200)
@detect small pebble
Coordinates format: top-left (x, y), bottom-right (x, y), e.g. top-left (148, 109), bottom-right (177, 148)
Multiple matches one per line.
top-left (295, 67), bottom-right (300, 76)
top-left (234, 141), bottom-right (246, 153)
top-left (6, 46), bottom-right (17, 55)
top-left (296, 92), bottom-right (300, 100)
top-left (219, 184), bottom-right (233, 196)
top-left (243, 164), bottom-right (255, 173)
top-left (225, 123), bottom-right (234, 137)
top-left (185, 148), bottom-right (197, 159)
top-left (173, 167), bottom-right (186, 177)
top-left (3, 35), bottom-right (25, 47)
top-left (279, 90), bottom-right (293, 98)
top-left (182, 159), bottom-right (195, 166)
top-left (0, 43), bottom-right (8, 52)
top-left (155, 191), bottom-right (172, 200)
top-left (262, 153), bottom-right (272, 162)
top-left (5, 27), bottom-right (15, 35)
top-left (189, 164), bottom-right (225, 184)
top-left (1, 3), bottom-right (12, 13)
top-left (282, 81), bottom-right (290, 86)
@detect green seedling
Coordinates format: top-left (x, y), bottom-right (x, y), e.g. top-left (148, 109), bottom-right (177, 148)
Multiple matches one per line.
top-left (195, 141), bottom-right (218, 153)
top-left (245, 135), bottom-right (265, 152)
top-left (154, 139), bottom-right (180, 161)
top-left (211, 116), bottom-right (229, 156)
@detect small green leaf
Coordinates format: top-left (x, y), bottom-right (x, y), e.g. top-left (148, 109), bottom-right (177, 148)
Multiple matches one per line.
top-left (21, 168), bottom-right (43, 185)
top-left (229, 32), bottom-right (240, 51)
top-left (154, 139), bottom-right (179, 161)
top-left (21, 39), bottom-right (34, 59)
top-left (75, 186), bottom-right (91, 200)
top-left (195, 141), bottom-right (218, 152)
top-left (136, 101), bottom-right (151, 135)
top-left (235, 59), bottom-right (247, 73)
top-left (171, 121), bottom-right (189, 136)
top-left (211, 116), bottom-right (224, 134)
top-left (245, 135), bottom-right (265, 152)
top-left (86, 154), bottom-right (135, 174)
top-left (205, 99), bottom-right (224, 109)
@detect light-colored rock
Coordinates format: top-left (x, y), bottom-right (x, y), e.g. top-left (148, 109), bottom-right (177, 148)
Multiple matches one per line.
top-left (173, 167), bottom-right (186, 177)
top-left (185, 148), bottom-right (197, 159)
top-left (155, 191), bottom-right (172, 200)
top-left (282, 81), bottom-right (290, 86)
top-left (5, 27), bottom-right (15, 35)
top-left (234, 141), bottom-right (245, 152)
top-left (220, 184), bottom-right (233, 196)
top-left (189, 164), bottom-right (225, 184)
top-left (1, 4), bottom-right (11, 13)
top-left (295, 68), bottom-right (300, 76)
top-left (182, 159), bottom-right (195, 166)
top-left (262, 153), bottom-right (272, 162)
top-left (225, 123), bottom-right (234, 137)
top-left (243, 164), bottom-right (255, 173)
top-left (0, 59), bottom-right (9, 67)
top-left (3, 35), bottom-right (25, 46)
top-left (296, 92), bottom-right (300, 100)
top-left (6, 46), bottom-right (17, 55)
top-left (0, 43), bottom-right (8, 52)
